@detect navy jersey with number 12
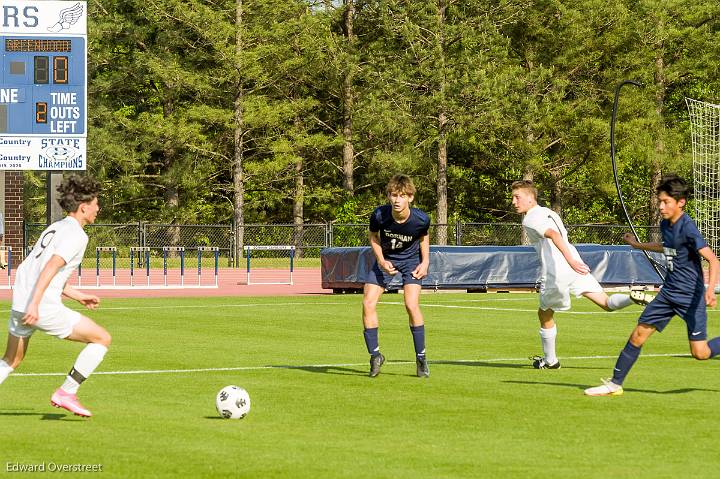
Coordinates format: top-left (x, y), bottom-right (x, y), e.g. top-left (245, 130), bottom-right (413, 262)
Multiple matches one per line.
top-left (369, 205), bottom-right (430, 262)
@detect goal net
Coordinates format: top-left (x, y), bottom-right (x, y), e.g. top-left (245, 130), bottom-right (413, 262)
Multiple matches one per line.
top-left (244, 245), bottom-right (295, 285)
top-left (686, 98), bottom-right (720, 254)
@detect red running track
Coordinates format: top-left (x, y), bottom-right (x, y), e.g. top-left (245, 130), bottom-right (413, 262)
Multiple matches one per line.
top-left (0, 268), bottom-right (329, 299)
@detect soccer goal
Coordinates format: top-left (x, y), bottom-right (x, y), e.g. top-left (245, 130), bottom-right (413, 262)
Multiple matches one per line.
top-left (686, 98), bottom-right (720, 254)
top-left (244, 245), bottom-right (295, 285)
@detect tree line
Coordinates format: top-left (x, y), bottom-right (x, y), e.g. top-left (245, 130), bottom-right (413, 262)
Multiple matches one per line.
top-left (25, 0), bottom-right (720, 240)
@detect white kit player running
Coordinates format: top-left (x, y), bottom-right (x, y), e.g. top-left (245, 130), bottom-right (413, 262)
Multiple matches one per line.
top-left (0, 175), bottom-right (110, 417)
top-left (511, 180), bottom-right (652, 369)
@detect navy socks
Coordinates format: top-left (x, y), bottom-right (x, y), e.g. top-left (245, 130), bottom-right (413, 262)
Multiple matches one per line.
top-left (410, 325), bottom-right (426, 358)
top-left (611, 341), bottom-right (642, 386)
top-left (363, 327), bottom-right (380, 356)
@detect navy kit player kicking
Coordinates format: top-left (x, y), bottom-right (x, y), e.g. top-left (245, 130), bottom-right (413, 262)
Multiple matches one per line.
top-left (0, 175), bottom-right (111, 417)
top-left (512, 180), bottom-right (652, 369)
top-left (362, 174), bottom-right (431, 378)
top-left (585, 176), bottom-right (720, 396)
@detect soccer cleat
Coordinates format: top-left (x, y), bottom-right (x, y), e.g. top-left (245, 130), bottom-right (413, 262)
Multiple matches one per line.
top-left (416, 356), bottom-right (430, 378)
top-left (50, 388), bottom-right (92, 417)
top-left (630, 290), bottom-right (654, 306)
top-left (369, 353), bottom-right (385, 377)
top-left (584, 378), bottom-right (624, 397)
top-left (530, 355), bottom-right (561, 369)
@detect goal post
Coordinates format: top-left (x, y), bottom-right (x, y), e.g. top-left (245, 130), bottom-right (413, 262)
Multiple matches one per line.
top-left (687, 98), bottom-right (720, 293)
top-left (245, 245), bottom-right (295, 285)
top-left (686, 98), bottom-right (720, 255)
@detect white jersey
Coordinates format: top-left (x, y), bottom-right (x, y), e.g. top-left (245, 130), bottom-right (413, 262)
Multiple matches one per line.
top-left (12, 216), bottom-right (88, 315)
top-left (522, 205), bottom-right (583, 282)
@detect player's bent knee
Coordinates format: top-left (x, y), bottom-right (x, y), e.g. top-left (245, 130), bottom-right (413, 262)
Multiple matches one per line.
top-left (93, 328), bottom-right (112, 347)
top-left (691, 349), bottom-right (710, 360)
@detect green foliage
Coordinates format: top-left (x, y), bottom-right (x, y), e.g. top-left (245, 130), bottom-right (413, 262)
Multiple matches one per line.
top-left (51, 0), bottom-right (720, 228)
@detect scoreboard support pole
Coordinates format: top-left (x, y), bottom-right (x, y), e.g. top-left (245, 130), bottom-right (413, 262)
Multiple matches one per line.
top-left (46, 172), bottom-right (64, 224)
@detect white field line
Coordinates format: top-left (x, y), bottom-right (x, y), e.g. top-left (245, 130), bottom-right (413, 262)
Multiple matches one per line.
top-left (11, 353), bottom-right (691, 378)
top-left (385, 301), bottom-right (720, 315)
top-left (2, 299), bottom-right (718, 316)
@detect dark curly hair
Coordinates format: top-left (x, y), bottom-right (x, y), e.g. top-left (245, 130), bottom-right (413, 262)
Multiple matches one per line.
top-left (56, 174), bottom-right (101, 212)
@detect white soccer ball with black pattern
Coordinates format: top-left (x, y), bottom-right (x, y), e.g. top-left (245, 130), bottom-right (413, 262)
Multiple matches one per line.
top-left (215, 385), bottom-right (251, 419)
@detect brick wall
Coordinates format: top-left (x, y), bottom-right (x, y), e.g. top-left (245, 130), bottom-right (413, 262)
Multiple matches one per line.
top-left (5, 171), bottom-right (24, 262)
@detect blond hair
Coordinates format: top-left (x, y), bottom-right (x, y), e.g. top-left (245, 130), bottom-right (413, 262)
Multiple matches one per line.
top-left (386, 174), bottom-right (417, 196)
top-left (511, 179), bottom-right (537, 200)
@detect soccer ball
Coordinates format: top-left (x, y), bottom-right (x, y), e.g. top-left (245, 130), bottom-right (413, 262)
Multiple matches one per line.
top-left (215, 385), bottom-right (251, 419)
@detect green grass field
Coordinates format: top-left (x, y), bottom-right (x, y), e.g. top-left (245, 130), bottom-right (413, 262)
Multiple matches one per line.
top-left (0, 293), bottom-right (718, 478)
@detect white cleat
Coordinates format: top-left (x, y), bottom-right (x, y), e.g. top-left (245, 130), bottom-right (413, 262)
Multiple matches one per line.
top-left (584, 378), bottom-right (624, 397)
top-left (630, 290), bottom-right (654, 306)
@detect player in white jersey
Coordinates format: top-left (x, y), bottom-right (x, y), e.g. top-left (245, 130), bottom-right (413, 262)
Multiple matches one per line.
top-left (511, 180), bottom-right (652, 369)
top-left (0, 175), bottom-right (110, 417)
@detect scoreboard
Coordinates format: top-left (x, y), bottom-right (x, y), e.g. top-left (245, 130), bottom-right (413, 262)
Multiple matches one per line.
top-left (0, 1), bottom-right (86, 170)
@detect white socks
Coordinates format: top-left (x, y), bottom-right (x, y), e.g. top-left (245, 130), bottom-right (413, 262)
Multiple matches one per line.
top-left (607, 294), bottom-right (634, 311)
top-left (0, 359), bottom-right (13, 385)
top-left (539, 326), bottom-right (558, 365)
top-left (61, 343), bottom-right (108, 394)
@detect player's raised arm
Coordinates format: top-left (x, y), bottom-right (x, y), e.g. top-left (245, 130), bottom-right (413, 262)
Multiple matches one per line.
top-left (622, 233), bottom-right (664, 252)
top-left (62, 283), bottom-right (100, 310)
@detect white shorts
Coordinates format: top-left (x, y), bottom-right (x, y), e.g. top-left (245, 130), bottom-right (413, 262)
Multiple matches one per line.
top-left (8, 307), bottom-right (82, 339)
top-left (539, 273), bottom-right (603, 311)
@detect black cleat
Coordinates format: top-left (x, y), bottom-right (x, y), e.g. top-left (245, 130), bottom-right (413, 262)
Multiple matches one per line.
top-left (530, 355), bottom-right (561, 369)
top-left (416, 356), bottom-right (429, 378)
top-left (369, 353), bottom-right (385, 377)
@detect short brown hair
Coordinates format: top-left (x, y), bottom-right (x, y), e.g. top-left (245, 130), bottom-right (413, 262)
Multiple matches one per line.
top-left (511, 179), bottom-right (537, 200)
top-left (57, 174), bottom-right (101, 212)
top-left (386, 174), bottom-right (416, 196)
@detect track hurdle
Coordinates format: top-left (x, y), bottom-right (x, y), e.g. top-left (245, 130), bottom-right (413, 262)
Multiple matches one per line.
top-left (95, 247), bottom-right (117, 287)
top-left (130, 246), bottom-right (151, 287)
top-left (197, 246), bottom-right (220, 287)
top-left (163, 246), bottom-right (185, 287)
top-left (73, 245), bottom-right (219, 289)
top-left (245, 245), bottom-right (295, 285)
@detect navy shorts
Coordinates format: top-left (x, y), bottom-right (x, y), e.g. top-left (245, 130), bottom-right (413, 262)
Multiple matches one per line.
top-left (638, 289), bottom-right (707, 340)
top-left (366, 259), bottom-right (422, 288)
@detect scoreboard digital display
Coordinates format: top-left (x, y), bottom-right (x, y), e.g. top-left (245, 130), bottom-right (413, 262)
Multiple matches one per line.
top-left (0, 1), bottom-right (86, 170)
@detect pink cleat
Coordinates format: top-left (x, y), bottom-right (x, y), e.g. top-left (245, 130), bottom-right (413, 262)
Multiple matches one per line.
top-left (50, 388), bottom-right (92, 417)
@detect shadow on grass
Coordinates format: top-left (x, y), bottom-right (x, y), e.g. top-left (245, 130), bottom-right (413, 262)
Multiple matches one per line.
top-left (435, 360), bottom-right (604, 371)
top-left (267, 359), bottom-right (427, 377)
top-left (0, 411), bottom-right (79, 421)
top-left (266, 364), bottom-right (367, 376)
top-left (503, 380), bottom-right (720, 394)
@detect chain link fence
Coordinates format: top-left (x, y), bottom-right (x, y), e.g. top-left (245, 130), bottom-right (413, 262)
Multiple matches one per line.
top-left (24, 221), bottom-right (661, 267)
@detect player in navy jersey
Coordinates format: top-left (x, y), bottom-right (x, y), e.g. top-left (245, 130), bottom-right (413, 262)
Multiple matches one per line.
top-left (362, 174), bottom-right (431, 378)
top-left (585, 175), bottom-right (720, 396)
